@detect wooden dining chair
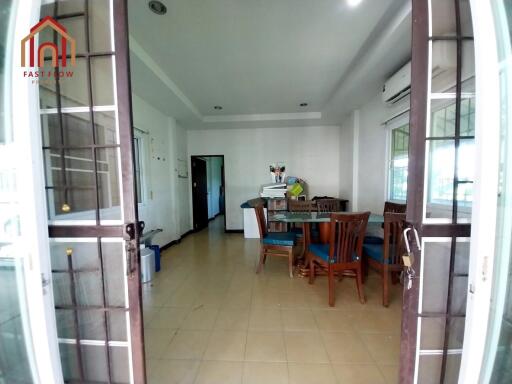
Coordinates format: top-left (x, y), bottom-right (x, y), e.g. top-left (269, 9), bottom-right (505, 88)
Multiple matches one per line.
top-left (254, 204), bottom-right (297, 278)
top-left (316, 199), bottom-right (341, 213)
top-left (288, 199), bottom-right (315, 236)
top-left (316, 199), bottom-right (342, 244)
top-left (307, 212), bottom-right (370, 306)
top-left (363, 212), bottom-right (406, 307)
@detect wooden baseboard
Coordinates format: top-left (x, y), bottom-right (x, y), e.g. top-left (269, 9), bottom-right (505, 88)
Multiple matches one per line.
top-left (160, 229), bottom-right (194, 251)
top-left (225, 229), bottom-right (243, 233)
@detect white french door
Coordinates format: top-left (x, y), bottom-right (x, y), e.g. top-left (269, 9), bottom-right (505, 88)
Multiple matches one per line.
top-left (2, 0), bottom-right (63, 382)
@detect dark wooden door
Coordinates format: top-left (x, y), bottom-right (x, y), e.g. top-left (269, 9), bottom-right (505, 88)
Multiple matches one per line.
top-left (39, 0), bottom-right (146, 382)
top-left (400, 0), bottom-right (475, 383)
top-left (191, 157), bottom-right (209, 231)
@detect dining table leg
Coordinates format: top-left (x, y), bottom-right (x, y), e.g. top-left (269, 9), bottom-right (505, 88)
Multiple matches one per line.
top-left (297, 222), bottom-right (311, 277)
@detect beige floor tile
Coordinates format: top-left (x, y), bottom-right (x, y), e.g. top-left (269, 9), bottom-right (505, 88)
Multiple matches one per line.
top-left (284, 331), bottom-right (329, 363)
top-left (194, 361), bottom-right (243, 384)
top-left (332, 363), bottom-right (386, 384)
top-left (245, 331), bottom-right (286, 362)
top-left (248, 308), bottom-right (282, 331)
top-left (181, 306), bottom-right (219, 330)
top-left (360, 333), bottom-right (401, 365)
top-left (281, 309), bottom-right (318, 331)
top-left (288, 363), bottom-right (337, 384)
top-left (321, 332), bottom-right (373, 363)
top-left (148, 307), bottom-right (190, 330)
top-left (150, 359), bottom-right (200, 384)
top-left (242, 362), bottom-right (288, 384)
top-left (143, 306), bottom-right (162, 326)
top-left (278, 291), bottom-right (310, 308)
top-left (214, 308), bottom-right (250, 330)
top-left (143, 217), bottom-right (402, 382)
top-left (164, 330), bottom-right (210, 359)
top-left (379, 364), bottom-right (399, 384)
top-left (203, 330), bottom-right (247, 361)
top-left (348, 309), bottom-right (402, 334)
top-left (312, 309), bottom-right (353, 331)
top-left (144, 328), bottom-right (176, 359)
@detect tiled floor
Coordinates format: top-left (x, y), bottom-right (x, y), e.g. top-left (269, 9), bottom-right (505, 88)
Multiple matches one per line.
top-left (143, 216), bottom-right (402, 384)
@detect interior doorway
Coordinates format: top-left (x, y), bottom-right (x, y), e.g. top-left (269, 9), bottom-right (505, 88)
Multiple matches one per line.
top-left (191, 155), bottom-right (226, 232)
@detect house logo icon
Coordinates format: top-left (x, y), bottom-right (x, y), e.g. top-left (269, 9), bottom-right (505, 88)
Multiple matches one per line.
top-left (21, 16), bottom-right (76, 68)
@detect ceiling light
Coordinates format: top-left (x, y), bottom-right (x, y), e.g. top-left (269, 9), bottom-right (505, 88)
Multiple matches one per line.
top-left (148, 1), bottom-right (167, 15)
top-left (213, 106), bottom-right (223, 110)
top-left (347, 0), bottom-right (363, 7)
top-left (299, 102), bottom-right (308, 107)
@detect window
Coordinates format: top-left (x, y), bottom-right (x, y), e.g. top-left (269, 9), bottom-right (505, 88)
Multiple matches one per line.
top-left (133, 135), bottom-right (143, 204)
top-left (389, 123), bottom-right (410, 201)
top-left (427, 98), bottom-right (475, 208)
top-left (387, 97), bottom-right (475, 208)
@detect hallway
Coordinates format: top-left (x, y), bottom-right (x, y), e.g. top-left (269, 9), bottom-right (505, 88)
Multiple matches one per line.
top-left (142, 216), bottom-right (401, 384)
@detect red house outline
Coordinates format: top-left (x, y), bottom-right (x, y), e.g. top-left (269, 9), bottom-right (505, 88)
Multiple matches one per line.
top-left (21, 16), bottom-right (76, 68)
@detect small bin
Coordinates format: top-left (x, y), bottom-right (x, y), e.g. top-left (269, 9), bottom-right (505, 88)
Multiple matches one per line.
top-left (149, 245), bottom-right (161, 272)
top-left (140, 247), bottom-right (155, 283)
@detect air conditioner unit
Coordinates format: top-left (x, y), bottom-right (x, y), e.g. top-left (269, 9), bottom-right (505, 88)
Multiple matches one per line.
top-left (382, 61), bottom-right (411, 105)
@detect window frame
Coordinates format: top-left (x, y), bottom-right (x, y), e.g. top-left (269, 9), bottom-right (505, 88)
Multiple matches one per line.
top-left (386, 113), bottom-right (410, 203)
top-left (133, 129), bottom-right (147, 205)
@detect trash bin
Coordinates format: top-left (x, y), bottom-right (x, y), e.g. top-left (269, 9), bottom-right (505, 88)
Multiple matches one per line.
top-left (140, 247), bottom-right (155, 283)
top-left (149, 245), bottom-right (161, 272)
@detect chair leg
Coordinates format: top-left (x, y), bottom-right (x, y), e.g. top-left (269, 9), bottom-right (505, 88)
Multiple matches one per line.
top-left (308, 257), bottom-right (315, 284)
top-left (256, 247), bottom-right (265, 274)
top-left (383, 266), bottom-right (389, 307)
top-left (288, 248), bottom-right (294, 279)
top-left (328, 266), bottom-right (335, 307)
top-left (356, 265), bottom-right (365, 304)
top-left (391, 271), bottom-right (400, 285)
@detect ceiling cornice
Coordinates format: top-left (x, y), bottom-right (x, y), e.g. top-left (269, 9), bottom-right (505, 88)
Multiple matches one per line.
top-left (129, 35), bottom-right (203, 119)
top-left (202, 112), bottom-right (321, 123)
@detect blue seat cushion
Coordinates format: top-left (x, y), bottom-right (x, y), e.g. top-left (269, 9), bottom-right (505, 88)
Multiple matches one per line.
top-left (308, 244), bottom-right (359, 263)
top-left (364, 235), bottom-right (384, 245)
top-left (363, 243), bottom-right (390, 264)
top-left (263, 232), bottom-right (296, 246)
top-left (290, 227), bottom-right (303, 236)
top-left (308, 243), bottom-right (330, 262)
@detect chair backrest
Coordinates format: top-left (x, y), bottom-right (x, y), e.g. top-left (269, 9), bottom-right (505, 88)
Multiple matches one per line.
top-left (328, 212), bottom-right (370, 263)
top-left (317, 199), bottom-right (341, 213)
top-left (383, 212), bottom-right (407, 265)
top-left (254, 204), bottom-right (267, 239)
top-left (288, 199), bottom-right (315, 212)
top-left (383, 201), bottom-right (407, 214)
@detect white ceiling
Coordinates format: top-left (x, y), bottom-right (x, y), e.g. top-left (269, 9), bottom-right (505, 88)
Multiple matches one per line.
top-left (127, 0), bottom-right (411, 129)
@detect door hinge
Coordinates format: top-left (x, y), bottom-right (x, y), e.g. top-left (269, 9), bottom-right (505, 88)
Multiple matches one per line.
top-left (482, 255), bottom-right (489, 282)
top-left (41, 273), bottom-right (50, 293)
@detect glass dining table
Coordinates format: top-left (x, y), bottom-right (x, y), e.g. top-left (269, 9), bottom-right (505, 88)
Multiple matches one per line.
top-left (269, 211), bottom-right (384, 276)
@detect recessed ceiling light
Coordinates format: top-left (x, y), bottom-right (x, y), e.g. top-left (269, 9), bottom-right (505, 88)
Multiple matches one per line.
top-left (213, 106), bottom-right (223, 110)
top-left (148, 1), bottom-right (167, 15)
top-left (347, 0), bottom-right (363, 7)
top-left (299, 102), bottom-right (308, 107)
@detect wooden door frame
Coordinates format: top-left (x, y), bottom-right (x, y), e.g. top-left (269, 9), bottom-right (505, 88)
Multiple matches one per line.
top-left (401, 0), bottom-right (474, 382)
top-left (44, 0), bottom-right (146, 382)
top-left (190, 155), bottom-right (227, 232)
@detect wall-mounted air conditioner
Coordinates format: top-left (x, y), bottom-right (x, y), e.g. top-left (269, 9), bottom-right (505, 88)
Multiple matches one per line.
top-left (382, 61), bottom-right (411, 105)
top-left (382, 41), bottom-right (460, 105)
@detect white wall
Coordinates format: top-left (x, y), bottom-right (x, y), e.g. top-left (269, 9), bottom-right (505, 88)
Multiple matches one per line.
top-left (188, 126), bottom-right (342, 230)
top-left (356, 94), bottom-right (389, 213)
top-left (339, 113), bottom-right (355, 210)
top-left (132, 93), bottom-right (191, 246)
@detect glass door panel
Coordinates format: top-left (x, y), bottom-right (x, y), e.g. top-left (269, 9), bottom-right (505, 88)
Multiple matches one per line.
top-left (402, 0), bottom-right (475, 382)
top-left (37, 0), bottom-right (145, 382)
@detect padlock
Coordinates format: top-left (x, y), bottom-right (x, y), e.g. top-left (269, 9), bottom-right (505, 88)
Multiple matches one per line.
top-left (402, 252), bottom-right (414, 267)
